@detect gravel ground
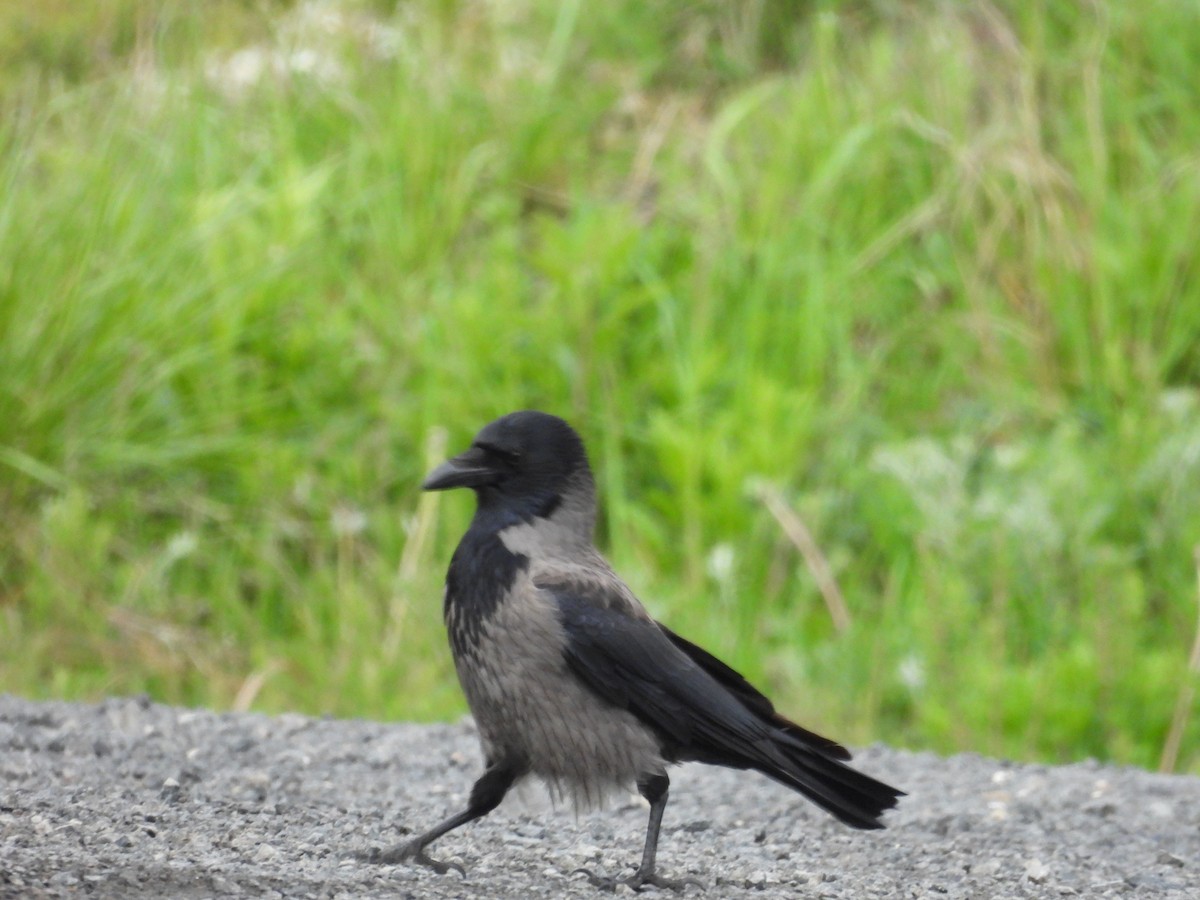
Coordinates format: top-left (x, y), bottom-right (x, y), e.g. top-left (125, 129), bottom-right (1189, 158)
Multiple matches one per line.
top-left (1, 694), bottom-right (1197, 899)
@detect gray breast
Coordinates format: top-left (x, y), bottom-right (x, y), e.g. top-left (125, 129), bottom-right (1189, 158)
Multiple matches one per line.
top-left (454, 569), bottom-right (665, 809)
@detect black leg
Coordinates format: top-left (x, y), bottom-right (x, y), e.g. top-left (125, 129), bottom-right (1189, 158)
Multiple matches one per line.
top-left (578, 773), bottom-right (702, 893)
top-left (627, 773), bottom-right (702, 891)
top-left (371, 762), bottom-right (518, 876)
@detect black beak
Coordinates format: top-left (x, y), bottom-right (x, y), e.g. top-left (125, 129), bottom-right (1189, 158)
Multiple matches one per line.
top-left (422, 446), bottom-right (499, 492)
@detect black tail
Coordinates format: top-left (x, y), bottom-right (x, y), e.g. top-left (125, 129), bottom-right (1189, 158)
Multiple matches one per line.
top-left (756, 736), bottom-right (904, 829)
top-left (660, 623), bottom-right (904, 828)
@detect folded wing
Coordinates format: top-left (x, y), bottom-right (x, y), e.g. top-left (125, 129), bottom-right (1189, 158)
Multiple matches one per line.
top-left (553, 591), bottom-right (904, 829)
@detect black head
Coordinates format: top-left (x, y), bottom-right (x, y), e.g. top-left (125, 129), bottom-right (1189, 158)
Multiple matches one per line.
top-left (423, 411), bottom-right (592, 521)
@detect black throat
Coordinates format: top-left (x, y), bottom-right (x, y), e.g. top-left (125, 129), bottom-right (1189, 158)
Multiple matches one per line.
top-left (444, 521), bottom-right (529, 659)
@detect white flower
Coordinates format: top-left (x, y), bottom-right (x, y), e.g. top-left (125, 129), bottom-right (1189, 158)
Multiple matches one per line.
top-left (331, 504), bottom-right (367, 538)
top-left (706, 543), bottom-right (736, 586)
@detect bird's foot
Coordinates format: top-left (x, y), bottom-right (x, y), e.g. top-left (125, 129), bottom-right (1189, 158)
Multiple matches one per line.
top-left (362, 840), bottom-right (466, 877)
top-left (574, 866), bottom-right (703, 893)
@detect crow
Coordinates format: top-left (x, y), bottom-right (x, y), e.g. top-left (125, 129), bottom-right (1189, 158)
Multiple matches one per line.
top-left (379, 410), bottom-right (903, 890)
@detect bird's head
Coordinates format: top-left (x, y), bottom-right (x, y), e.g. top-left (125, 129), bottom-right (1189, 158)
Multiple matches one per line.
top-left (423, 410), bottom-right (595, 526)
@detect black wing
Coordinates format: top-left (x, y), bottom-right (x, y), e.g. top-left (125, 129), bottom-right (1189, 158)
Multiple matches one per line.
top-left (658, 623), bottom-right (852, 761)
top-left (552, 590), bottom-right (904, 829)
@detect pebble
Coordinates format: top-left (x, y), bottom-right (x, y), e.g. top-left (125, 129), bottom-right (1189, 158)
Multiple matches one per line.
top-left (1, 695), bottom-right (1199, 899)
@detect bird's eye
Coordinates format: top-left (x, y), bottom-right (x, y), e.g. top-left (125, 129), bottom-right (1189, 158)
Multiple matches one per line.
top-left (477, 442), bottom-right (520, 465)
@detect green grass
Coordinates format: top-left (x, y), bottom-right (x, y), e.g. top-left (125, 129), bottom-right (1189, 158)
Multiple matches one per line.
top-left (2, 0), bottom-right (1199, 773)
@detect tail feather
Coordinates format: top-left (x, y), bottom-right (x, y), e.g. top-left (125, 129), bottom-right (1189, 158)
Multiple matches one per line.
top-left (654, 617), bottom-right (904, 828)
top-left (756, 740), bottom-right (904, 829)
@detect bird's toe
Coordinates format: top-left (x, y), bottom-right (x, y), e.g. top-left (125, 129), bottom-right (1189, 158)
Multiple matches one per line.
top-left (573, 866), bottom-right (620, 892)
top-left (626, 871), bottom-right (704, 893)
top-left (638, 873), bottom-right (700, 897)
top-left (574, 866), bottom-right (702, 893)
top-left (373, 840), bottom-right (466, 877)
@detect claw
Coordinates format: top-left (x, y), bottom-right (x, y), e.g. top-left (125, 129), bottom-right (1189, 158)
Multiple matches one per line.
top-left (372, 839), bottom-right (466, 877)
top-left (574, 867), bottom-right (618, 892)
top-left (574, 866), bottom-right (703, 893)
top-left (631, 872), bottom-right (704, 893)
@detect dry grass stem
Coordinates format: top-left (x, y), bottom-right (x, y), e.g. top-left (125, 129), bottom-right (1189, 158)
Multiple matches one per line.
top-left (755, 484), bottom-right (851, 633)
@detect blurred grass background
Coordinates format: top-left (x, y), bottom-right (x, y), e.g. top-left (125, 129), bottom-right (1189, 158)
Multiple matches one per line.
top-left (1, 0), bottom-right (1199, 773)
